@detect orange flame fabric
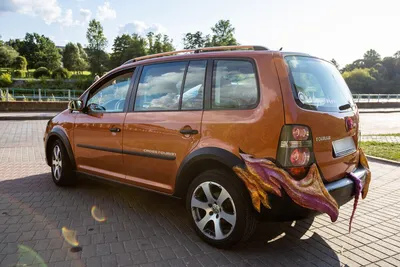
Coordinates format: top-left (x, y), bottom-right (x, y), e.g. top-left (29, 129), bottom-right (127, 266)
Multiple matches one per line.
top-left (233, 153), bottom-right (339, 222)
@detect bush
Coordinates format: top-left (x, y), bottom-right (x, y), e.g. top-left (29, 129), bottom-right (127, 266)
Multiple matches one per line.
top-left (13, 56), bottom-right (28, 71)
top-left (51, 67), bottom-right (70, 79)
top-left (13, 70), bottom-right (26, 78)
top-left (0, 73), bottom-right (12, 87)
top-left (0, 89), bottom-right (15, 101)
top-left (33, 67), bottom-right (51, 79)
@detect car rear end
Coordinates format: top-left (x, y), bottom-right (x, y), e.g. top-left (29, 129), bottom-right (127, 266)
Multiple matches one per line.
top-left (262, 52), bottom-right (368, 221)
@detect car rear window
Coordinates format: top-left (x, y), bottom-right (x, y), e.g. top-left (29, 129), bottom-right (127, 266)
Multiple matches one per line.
top-left (285, 56), bottom-right (354, 112)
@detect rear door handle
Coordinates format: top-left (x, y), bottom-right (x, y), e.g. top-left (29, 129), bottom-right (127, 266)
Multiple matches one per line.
top-left (180, 129), bottom-right (198, 135)
top-left (109, 127), bottom-right (121, 133)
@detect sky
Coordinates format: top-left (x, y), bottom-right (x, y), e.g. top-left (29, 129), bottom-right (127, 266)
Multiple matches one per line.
top-left (0, 0), bottom-right (399, 68)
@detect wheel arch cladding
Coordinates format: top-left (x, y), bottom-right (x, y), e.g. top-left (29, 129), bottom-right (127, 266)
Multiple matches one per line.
top-left (174, 147), bottom-right (243, 198)
top-left (45, 128), bottom-right (76, 169)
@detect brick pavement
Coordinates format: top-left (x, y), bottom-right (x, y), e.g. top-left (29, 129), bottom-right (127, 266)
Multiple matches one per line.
top-left (0, 120), bottom-right (400, 267)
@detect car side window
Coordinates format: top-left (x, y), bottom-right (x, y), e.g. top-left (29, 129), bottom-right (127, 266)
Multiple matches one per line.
top-left (181, 60), bottom-right (207, 110)
top-left (212, 60), bottom-right (258, 109)
top-left (134, 62), bottom-right (186, 111)
top-left (87, 71), bottom-right (133, 112)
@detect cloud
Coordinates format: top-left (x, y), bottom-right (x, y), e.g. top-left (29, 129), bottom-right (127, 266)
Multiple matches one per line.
top-left (96, 2), bottom-right (116, 21)
top-left (119, 21), bottom-right (167, 36)
top-left (79, 8), bottom-right (92, 23)
top-left (14, 0), bottom-right (62, 24)
top-left (1, 0), bottom-right (89, 26)
top-left (0, 0), bottom-right (17, 13)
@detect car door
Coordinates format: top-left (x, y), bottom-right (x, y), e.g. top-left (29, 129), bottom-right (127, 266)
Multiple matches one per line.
top-left (123, 60), bottom-right (207, 193)
top-left (74, 69), bottom-right (135, 180)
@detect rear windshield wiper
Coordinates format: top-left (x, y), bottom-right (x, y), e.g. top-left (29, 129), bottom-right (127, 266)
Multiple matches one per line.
top-left (338, 103), bottom-right (351, 110)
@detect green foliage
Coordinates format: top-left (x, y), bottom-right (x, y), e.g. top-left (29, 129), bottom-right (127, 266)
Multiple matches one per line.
top-left (7, 33), bottom-right (61, 70)
top-left (46, 94), bottom-right (57, 102)
top-left (13, 70), bottom-right (26, 78)
top-left (13, 56), bottom-right (28, 70)
top-left (86, 19), bottom-right (108, 75)
top-left (63, 42), bottom-right (89, 72)
top-left (210, 20), bottom-right (238, 46)
top-left (51, 67), bottom-right (70, 79)
top-left (363, 49), bottom-right (381, 68)
top-left (0, 89), bottom-right (15, 101)
top-left (183, 19), bottom-right (237, 49)
top-left (147, 32), bottom-right (174, 55)
top-left (33, 67), bottom-right (51, 79)
top-left (183, 31), bottom-right (210, 49)
top-left (0, 45), bottom-right (19, 67)
top-left (110, 34), bottom-right (147, 68)
top-left (342, 68), bottom-right (376, 93)
top-left (0, 73), bottom-right (12, 87)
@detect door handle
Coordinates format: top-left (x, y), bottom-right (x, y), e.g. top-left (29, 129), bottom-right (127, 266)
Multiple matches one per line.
top-left (109, 127), bottom-right (121, 133)
top-left (180, 129), bottom-right (198, 135)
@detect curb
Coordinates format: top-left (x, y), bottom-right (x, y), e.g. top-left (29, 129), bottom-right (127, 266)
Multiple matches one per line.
top-left (0, 116), bottom-right (54, 121)
top-left (366, 155), bottom-right (400, 167)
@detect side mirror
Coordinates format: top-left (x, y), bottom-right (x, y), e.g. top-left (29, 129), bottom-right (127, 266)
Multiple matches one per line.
top-left (68, 100), bottom-right (83, 111)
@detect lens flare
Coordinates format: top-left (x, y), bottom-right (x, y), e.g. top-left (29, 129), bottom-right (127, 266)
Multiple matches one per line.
top-left (61, 227), bottom-right (79, 246)
top-left (91, 205), bottom-right (106, 222)
top-left (17, 245), bottom-right (47, 266)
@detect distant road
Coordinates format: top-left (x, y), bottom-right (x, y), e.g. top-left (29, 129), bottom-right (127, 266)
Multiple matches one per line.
top-left (360, 112), bottom-right (400, 135)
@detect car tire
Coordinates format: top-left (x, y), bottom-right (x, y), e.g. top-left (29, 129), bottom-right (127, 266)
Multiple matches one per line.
top-left (186, 169), bottom-right (258, 249)
top-left (50, 139), bottom-right (76, 186)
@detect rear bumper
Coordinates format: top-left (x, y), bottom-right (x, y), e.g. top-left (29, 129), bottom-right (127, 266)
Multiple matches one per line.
top-left (257, 165), bottom-right (367, 221)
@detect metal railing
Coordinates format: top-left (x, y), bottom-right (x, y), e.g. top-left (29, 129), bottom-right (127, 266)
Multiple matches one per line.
top-left (0, 88), bottom-right (83, 102)
top-left (352, 94), bottom-right (400, 103)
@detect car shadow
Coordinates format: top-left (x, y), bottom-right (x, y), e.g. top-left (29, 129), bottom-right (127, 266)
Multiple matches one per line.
top-left (0, 173), bottom-right (341, 266)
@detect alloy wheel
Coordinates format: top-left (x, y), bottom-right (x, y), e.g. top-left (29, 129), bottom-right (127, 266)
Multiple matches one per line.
top-left (191, 181), bottom-right (237, 240)
top-left (52, 145), bottom-right (62, 181)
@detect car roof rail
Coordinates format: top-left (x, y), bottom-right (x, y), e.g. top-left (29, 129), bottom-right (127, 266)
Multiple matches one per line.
top-left (127, 45), bottom-right (269, 63)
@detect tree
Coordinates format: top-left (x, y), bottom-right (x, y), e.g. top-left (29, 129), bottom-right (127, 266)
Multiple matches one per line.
top-left (7, 33), bottom-right (61, 70)
top-left (63, 43), bottom-right (81, 71)
top-left (0, 45), bottom-right (19, 67)
top-left (363, 49), bottom-right (381, 68)
top-left (86, 19), bottom-right (108, 75)
top-left (13, 56), bottom-right (28, 71)
top-left (330, 59), bottom-right (339, 69)
top-left (342, 68), bottom-right (376, 93)
top-left (183, 31), bottom-right (210, 49)
top-left (77, 43), bottom-right (89, 62)
top-left (381, 57), bottom-right (395, 80)
top-left (147, 32), bottom-right (174, 55)
top-left (110, 34), bottom-right (147, 68)
top-left (210, 20), bottom-right (238, 46)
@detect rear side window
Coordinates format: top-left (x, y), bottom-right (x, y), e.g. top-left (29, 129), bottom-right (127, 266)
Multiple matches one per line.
top-left (212, 60), bottom-right (258, 109)
top-left (135, 62), bottom-right (186, 111)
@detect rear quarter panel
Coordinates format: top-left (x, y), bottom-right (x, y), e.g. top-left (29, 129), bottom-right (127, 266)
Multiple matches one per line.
top-left (198, 53), bottom-right (285, 159)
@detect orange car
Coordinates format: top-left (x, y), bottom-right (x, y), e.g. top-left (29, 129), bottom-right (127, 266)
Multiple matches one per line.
top-left (44, 45), bottom-right (370, 248)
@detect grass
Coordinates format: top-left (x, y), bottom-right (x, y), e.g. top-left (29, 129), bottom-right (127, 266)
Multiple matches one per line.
top-left (363, 133), bottom-right (400, 137)
top-left (361, 141), bottom-right (400, 162)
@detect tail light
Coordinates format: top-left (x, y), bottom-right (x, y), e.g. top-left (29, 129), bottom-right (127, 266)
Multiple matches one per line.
top-left (277, 125), bottom-right (314, 178)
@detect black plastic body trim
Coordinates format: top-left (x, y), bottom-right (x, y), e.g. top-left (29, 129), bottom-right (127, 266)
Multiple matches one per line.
top-left (77, 144), bottom-right (122, 154)
top-left (174, 147), bottom-right (242, 197)
top-left (76, 144), bottom-right (176, 160)
top-left (123, 149), bottom-right (176, 160)
top-left (45, 128), bottom-right (76, 169)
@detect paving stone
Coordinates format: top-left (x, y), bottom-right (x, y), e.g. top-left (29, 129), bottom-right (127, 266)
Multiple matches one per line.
top-left (0, 120), bottom-right (399, 267)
